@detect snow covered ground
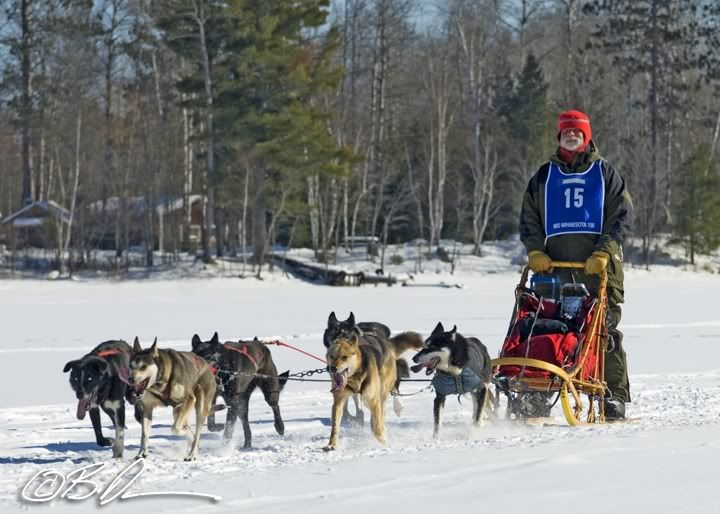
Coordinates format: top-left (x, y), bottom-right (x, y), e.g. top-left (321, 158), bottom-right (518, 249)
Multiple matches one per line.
top-left (1, 249), bottom-right (719, 513)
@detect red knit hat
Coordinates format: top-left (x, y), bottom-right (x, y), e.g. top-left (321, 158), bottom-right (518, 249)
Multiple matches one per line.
top-left (557, 110), bottom-right (591, 149)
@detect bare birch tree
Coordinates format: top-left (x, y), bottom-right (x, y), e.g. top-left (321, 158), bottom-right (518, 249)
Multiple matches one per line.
top-left (422, 34), bottom-right (457, 247)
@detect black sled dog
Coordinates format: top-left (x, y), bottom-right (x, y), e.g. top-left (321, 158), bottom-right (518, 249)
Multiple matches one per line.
top-left (412, 323), bottom-right (493, 438)
top-left (191, 332), bottom-right (289, 449)
top-left (63, 340), bottom-right (135, 458)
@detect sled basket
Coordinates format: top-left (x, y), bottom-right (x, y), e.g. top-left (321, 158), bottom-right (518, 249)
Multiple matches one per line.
top-left (491, 262), bottom-right (610, 425)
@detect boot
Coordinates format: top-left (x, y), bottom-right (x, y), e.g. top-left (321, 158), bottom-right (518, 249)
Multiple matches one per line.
top-left (604, 399), bottom-right (626, 420)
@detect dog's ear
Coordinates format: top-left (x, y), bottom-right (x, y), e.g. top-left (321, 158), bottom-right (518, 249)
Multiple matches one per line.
top-left (278, 370), bottom-right (290, 390)
top-left (133, 337), bottom-right (142, 352)
top-left (432, 322), bottom-right (445, 335)
top-left (347, 312), bottom-right (356, 326)
top-left (449, 325), bottom-right (457, 335)
top-left (90, 357), bottom-right (109, 374)
top-left (191, 334), bottom-right (201, 349)
top-left (63, 360), bottom-right (80, 373)
top-left (211, 332), bottom-right (219, 345)
top-left (328, 311), bottom-right (338, 326)
top-left (253, 336), bottom-right (259, 342)
top-left (150, 337), bottom-right (158, 357)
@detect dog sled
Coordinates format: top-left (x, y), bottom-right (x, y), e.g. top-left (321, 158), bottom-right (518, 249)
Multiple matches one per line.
top-left (491, 262), bottom-right (610, 426)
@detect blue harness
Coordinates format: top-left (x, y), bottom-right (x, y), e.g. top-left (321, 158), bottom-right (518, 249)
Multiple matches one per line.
top-left (544, 160), bottom-right (605, 239)
top-left (432, 368), bottom-right (482, 396)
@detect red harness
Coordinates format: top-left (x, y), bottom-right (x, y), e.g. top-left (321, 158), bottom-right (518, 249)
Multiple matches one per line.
top-left (223, 342), bottom-right (258, 368)
top-left (95, 349), bottom-right (125, 358)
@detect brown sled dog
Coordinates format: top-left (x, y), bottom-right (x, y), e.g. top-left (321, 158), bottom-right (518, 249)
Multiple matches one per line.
top-left (323, 330), bottom-right (423, 451)
top-left (125, 337), bottom-right (216, 461)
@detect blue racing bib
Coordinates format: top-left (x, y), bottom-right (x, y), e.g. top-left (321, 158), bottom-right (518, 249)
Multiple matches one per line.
top-left (544, 160), bottom-right (604, 239)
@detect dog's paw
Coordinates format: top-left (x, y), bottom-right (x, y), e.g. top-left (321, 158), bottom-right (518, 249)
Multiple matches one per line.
top-left (183, 454), bottom-right (197, 462)
top-left (341, 413), bottom-right (364, 428)
top-left (112, 442), bottom-right (124, 459)
top-left (471, 411), bottom-right (490, 428)
top-left (97, 437), bottom-right (114, 447)
top-left (134, 451), bottom-right (148, 460)
top-left (322, 444), bottom-right (336, 452)
top-left (207, 422), bottom-right (225, 432)
top-left (392, 397), bottom-right (404, 417)
top-left (171, 424), bottom-right (190, 436)
top-left (274, 421), bottom-right (285, 435)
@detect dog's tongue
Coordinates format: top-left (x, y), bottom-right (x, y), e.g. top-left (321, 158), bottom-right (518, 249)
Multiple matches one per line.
top-left (330, 371), bottom-right (348, 393)
top-left (76, 399), bottom-right (90, 420)
top-left (117, 367), bottom-right (132, 385)
top-left (411, 362), bottom-right (429, 373)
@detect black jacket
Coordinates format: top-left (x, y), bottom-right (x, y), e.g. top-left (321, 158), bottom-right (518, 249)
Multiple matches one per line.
top-left (519, 142), bottom-right (633, 293)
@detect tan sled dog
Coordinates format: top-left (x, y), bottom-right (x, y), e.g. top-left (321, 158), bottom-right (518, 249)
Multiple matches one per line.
top-left (126, 337), bottom-right (216, 461)
top-left (323, 332), bottom-right (422, 451)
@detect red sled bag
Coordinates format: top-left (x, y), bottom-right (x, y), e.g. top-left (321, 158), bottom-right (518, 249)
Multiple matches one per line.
top-left (497, 292), bottom-right (598, 381)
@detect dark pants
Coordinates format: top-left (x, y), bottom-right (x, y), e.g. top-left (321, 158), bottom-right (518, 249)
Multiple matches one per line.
top-left (605, 294), bottom-right (630, 403)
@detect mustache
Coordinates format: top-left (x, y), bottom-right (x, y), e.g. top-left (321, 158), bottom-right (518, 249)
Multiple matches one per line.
top-left (560, 136), bottom-right (583, 150)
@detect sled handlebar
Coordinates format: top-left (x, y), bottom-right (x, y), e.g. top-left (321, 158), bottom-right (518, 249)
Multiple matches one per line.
top-left (548, 261), bottom-right (585, 269)
top-left (520, 261), bottom-right (608, 293)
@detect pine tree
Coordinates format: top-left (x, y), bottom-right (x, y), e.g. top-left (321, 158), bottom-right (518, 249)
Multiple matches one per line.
top-left (672, 144), bottom-right (720, 264)
top-left (504, 53), bottom-right (551, 175)
top-left (499, 52), bottom-right (552, 230)
top-left (214, 0), bottom-right (352, 264)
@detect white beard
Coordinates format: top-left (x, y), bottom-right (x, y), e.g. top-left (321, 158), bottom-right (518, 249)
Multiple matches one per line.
top-left (560, 134), bottom-right (584, 151)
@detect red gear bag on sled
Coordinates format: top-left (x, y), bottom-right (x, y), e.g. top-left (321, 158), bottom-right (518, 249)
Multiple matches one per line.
top-left (497, 292), bottom-right (599, 382)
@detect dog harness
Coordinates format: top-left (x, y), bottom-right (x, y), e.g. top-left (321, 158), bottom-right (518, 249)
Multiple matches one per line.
top-left (544, 159), bottom-right (604, 239)
top-left (95, 348), bottom-right (126, 358)
top-left (223, 342), bottom-right (259, 368)
top-left (144, 352), bottom-right (209, 407)
top-left (431, 338), bottom-right (490, 396)
top-left (432, 368), bottom-right (482, 396)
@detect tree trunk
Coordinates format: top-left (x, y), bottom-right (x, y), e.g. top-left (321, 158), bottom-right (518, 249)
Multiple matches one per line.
top-left (181, 98), bottom-right (194, 252)
top-left (62, 109), bottom-right (82, 276)
top-left (252, 158), bottom-right (267, 265)
top-left (369, 4), bottom-right (388, 238)
top-left (424, 46), bottom-right (455, 247)
top-left (214, 207), bottom-right (224, 257)
top-left (308, 175), bottom-right (320, 257)
top-left (646, 0), bottom-right (659, 269)
top-left (257, 190), bottom-right (288, 279)
top-left (322, 178), bottom-right (340, 261)
top-left (20, 0), bottom-right (33, 208)
top-left (192, 0), bottom-right (216, 260)
top-left (241, 163), bottom-right (250, 273)
top-left (342, 178), bottom-right (349, 252)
